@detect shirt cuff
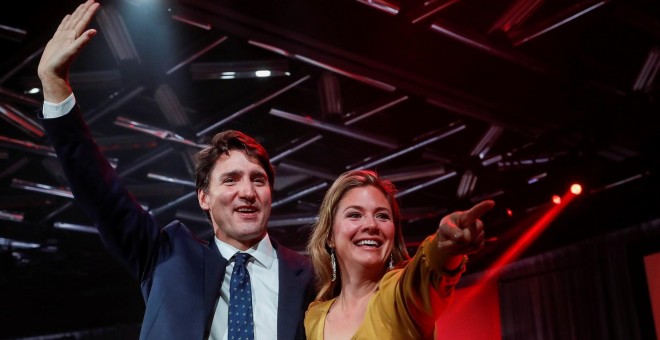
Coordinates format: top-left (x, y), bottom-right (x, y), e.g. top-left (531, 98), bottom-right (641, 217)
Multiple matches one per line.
top-left (43, 93), bottom-right (76, 119)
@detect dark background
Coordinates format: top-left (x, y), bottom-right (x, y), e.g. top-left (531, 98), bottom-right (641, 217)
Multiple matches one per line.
top-left (1, 0), bottom-right (659, 337)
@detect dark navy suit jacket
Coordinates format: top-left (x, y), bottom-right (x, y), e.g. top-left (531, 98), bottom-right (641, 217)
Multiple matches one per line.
top-left (41, 106), bottom-right (315, 339)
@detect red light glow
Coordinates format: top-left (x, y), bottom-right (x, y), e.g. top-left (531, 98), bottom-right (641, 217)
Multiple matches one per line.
top-left (444, 191), bottom-right (578, 317)
top-left (552, 195), bottom-right (561, 205)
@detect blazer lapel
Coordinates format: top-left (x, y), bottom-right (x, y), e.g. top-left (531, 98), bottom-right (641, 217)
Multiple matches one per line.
top-left (203, 240), bottom-right (227, 338)
top-left (276, 244), bottom-right (307, 340)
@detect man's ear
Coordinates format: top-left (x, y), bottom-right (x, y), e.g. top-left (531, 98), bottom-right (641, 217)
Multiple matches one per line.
top-left (198, 189), bottom-right (209, 210)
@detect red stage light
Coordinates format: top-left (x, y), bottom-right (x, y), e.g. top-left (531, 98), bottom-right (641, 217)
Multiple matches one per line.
top-left (506, 208), bottom-right (513, 217)
top-left (552, 195), bottom-right (561, 205)
top-left (450, 191), bottom-right (579, 320)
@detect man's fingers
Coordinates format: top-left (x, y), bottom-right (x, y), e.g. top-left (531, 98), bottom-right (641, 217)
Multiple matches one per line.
top-left (63, 2), bottom-right (87, 31)
top-left (59, 1), bottom-right (97, 35)
top-left (74, 1), bottom-right (100, 36)
top-left (72, 29), bottom-right (97, 52)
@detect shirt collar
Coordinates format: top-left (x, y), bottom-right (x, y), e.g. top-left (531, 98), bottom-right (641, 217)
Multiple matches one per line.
top-left (214, 234), bottom-right (276, 269)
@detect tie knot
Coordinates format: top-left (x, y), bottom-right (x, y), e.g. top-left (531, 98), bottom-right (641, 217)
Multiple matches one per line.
top-left (234, 252), bottom-right (250, 267)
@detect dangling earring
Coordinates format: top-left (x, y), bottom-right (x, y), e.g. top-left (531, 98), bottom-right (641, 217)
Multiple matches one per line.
top-left (331, 248), bottom-right (337, 282)
top-left (388, 253), bottom-right (394, 270)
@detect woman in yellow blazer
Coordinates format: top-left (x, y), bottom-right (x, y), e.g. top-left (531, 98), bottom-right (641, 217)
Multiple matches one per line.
top-left (305, 170), bottom-right (494, 340)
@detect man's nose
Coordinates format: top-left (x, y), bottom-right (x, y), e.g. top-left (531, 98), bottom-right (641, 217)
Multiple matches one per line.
top-left (237, 179), bottom-right (256, 200)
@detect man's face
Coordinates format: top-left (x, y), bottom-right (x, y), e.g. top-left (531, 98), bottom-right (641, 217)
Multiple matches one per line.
top-left (198, 149), bottom-right (272, 250)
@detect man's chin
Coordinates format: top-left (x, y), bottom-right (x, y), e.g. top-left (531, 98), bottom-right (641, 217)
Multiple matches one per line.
top-left (237, 225), bottom-right (268, 239)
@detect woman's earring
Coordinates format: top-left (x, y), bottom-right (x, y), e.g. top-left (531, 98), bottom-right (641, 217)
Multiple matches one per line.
top-left (388, 253), bottom-right (394, 270)
top-left (331, 249), bottom-right (337, 282)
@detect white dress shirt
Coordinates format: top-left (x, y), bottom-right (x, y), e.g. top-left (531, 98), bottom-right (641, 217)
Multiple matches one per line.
top-left (210, 235), bottom-right (279, 340)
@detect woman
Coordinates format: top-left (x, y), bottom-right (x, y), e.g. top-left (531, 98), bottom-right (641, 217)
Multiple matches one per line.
top-left (305, 170), bottom-right (493, 339)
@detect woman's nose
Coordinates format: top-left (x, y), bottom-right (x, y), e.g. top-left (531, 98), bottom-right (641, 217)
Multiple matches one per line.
top-left (361, 215), bottom-right (378, 232)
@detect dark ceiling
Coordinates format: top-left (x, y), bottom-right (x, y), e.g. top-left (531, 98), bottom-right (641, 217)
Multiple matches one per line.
top-left (1, 0), bottom-right (659, 337)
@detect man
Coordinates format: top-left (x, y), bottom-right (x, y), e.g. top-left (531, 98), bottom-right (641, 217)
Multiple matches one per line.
top-left (37, 1), bottom-right (314, 339)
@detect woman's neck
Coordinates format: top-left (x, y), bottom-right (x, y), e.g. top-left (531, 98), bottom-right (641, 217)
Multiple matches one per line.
top-left (340, 278), bottom-right (378, 297)
top-left (329, 281), bottom-right (377, 322)
top-left (324, 274), bottom-right (381, 340)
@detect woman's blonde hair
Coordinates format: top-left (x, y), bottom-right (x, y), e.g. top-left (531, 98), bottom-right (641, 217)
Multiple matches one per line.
top-left (307, 169), bottom-right (410, 301)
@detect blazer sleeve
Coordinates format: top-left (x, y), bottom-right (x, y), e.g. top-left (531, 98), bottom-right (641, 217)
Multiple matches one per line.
top-left (40, 106), bottom-right (161, 282)
top-left (375, 234), bottom-right (466, 338)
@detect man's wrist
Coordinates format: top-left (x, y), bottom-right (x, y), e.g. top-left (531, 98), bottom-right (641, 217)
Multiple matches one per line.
top-left (41, 77), bottom-right (72, 103)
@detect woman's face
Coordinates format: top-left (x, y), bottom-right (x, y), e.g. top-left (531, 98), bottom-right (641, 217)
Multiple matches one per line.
top-left (329, 185), bottom-right (395, 277)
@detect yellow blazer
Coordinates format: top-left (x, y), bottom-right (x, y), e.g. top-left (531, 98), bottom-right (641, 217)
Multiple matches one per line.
top-left (305, 234), bottom-right (465, 340)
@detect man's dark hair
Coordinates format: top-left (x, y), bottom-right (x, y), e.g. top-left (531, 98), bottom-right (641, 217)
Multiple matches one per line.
top-left (195, 130), bottom-right (275, 194)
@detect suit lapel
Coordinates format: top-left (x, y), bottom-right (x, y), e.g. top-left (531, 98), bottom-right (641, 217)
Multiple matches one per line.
top-left (276, 244), bottom-right (306, 340)
top-left (203, 240), bottom-right (227, 338)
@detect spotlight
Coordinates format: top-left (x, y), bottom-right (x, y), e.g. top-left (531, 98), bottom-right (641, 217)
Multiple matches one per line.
top-left (506, 208), bottom-right (513, 217)
top-left (570, 183), bottom-right (583, 195)
top-left (552, 195), bottom-right (561, 205)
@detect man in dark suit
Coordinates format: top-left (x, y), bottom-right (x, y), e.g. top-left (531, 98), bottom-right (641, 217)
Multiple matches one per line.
top-left (37, 1), bottom-right (314, 339)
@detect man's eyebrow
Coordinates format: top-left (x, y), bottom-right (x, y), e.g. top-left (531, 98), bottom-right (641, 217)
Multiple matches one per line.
top-left (219, 169), bottom-right (243, 177)
top-left (218, 169), bottom-right (267, 178)
top-left (249, 169), bottom-right (268, 177)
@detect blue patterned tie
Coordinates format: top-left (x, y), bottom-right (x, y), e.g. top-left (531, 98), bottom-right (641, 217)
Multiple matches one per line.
top-left (228, 252), bottom-right (254, 340)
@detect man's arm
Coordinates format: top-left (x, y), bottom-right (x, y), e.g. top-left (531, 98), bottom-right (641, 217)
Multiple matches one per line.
top-left (38, 0), bottom-right (160, 281)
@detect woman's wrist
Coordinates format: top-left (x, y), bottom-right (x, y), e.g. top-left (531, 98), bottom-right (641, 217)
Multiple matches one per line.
top-left (443, 255), bottom-right (468, 275)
